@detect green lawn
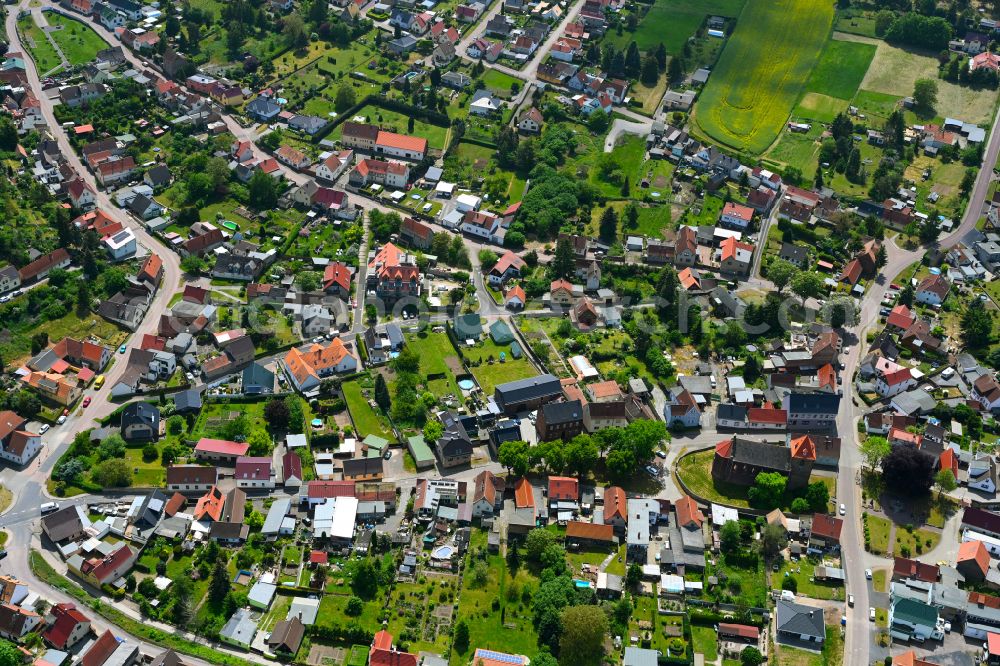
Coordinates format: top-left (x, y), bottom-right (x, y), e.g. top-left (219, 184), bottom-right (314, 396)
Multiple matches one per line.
top-left (607, 0), bottom-right (747, 54)
top-left (872, 568), bottom-right (887, 593)
top-left (123, 446), bottom-right (167, 486)
top-left (45, 12), bottom-right (108, 66)
top-left (765, 129), bottom-right (820, 172)
top-left (691, 625), bottom-right (718, 661)
top-left (706, 552), bottom-right (767, 608)
top-left (385, 579), bottom-right (457, 654)
top-left (17, 14), bottom-right (62, 74)
top-left (852, 89), bottom-right (903, 125)
top-left (774, 557), bottom-right (845, 601)
top-left (342, 377), bottom-right (395, 439)
top-left (676, 449), bottom-right (750, 508)
top-left (866, 514), bottom-right (891, 554)
top-left (793, 93), bottom-right (849, 124)
top-left (894, 526), bottom-right (940, 558)
top-left (481, 69), bottom-right (524, 99)
top-left (805, 37), bottom-right (876, 100)
top-left (694, 0), bottom-right (834, 153)
top-left (452, 532), bottom-right (539, 666)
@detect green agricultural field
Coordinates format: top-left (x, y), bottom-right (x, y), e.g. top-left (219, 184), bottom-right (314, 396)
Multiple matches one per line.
top-left (608, 0), bottom-right (747, 54)
top-left (861, 41), bottom-right (1000, 125)
top-left (764, 130), bottom-right (820, 173)
top-left (694, 0), bottom-right (834, 154)
top-left (793, 93), bottom-right (849, 124)
top-left (46, 12), bottom-right (108, 67)
top-left (805, 38), bottom-right (876, 101)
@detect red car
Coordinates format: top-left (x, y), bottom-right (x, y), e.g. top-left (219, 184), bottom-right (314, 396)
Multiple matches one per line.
top-left (82, 397), bottom-right (91, 407)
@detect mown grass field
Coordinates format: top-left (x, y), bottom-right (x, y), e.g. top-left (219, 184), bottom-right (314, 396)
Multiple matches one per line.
top-left (607, 0), bottom-right (747, 54)
top-left (694, 0), bottom-right (834, 154)
top-left (17, 14), bottom-right (62, 74)
top-left (46, 12), bottom-right (108, 66)
top-left (860, 41), bottom-right (1000, 124)
top-left (805, 37), bottom-right (876, 100)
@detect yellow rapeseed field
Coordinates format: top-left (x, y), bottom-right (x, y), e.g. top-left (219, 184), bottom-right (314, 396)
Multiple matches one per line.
top-left (694, 0), bottom-right (835, 154)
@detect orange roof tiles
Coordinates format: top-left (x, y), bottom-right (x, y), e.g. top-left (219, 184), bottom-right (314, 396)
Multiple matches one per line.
top-left (675, 495), bottom-right (703, 528)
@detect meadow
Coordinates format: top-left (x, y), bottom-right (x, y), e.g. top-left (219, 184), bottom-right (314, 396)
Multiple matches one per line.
top-left (861, 41), bottom-right (1000, 124)
top-left (46, 12), bottom-right (108, 67)
top-left (694, 0), bottom-right (834, 154)
top-left (805, 37), bottom-right (876, 101)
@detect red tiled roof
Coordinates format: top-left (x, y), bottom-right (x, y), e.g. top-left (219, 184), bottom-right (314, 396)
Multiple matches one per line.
top-left (810, 513), bottom-right (843, 542)
top-left (718, 623), bottom-right (759, 640)
top-left (195, 438), bottom-right (249, 457)
top-left (548, 476), bottom-right (578, 501)
top-left (376, 131), bottom-right (428, 155)
top-left (234, 456), bottom-right (272, 481)
top-left (790, 435), bottom-right (816, 461)
top-left (565, 521), bottom-right (614, 542)
top-left (323, 262), bottom-right (352, 292)
top-left (194, 486), bottom-right (225, 522)
top-left (893, 556), bottom-right (940, 583)
top-left (43, 603), bottom-right (89, 649)
top-left (81, 630), bottom-right (118, 666)
top-left (309, 550), bottom-right (328, 564)
top-left (747, 407), bottom-right (787, 425)
top-left (307, 480), bottom-right (356, 499)
top-left (714, 438), bottom-right (733, 458)
top-left (958, 540), bottom-right (991, 574)
top-left (675, 495), bottom-right (703, 528)
top-left (603, 486), bottom-right (626, 523)
top-left (887, 304), bottom-right (915, 329)
top-left (514, 477), bottom-right (534, 509)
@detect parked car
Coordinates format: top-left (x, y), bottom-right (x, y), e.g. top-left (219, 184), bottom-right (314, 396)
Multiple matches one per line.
top-left (82, 396), bottom-right (91, 407)
top-left (40, 502), bottom-right (59, 514)
top-left (118, 345), bottom-right (127, 354)
top-left (839, 503), bottom-right (846, 515)
top-left (869, 607), bottom-right (876, 622)
top-left (56, 415), bottom-right (67, 425)
top-left (39, 424), bottom-right (50, 434)
top-left (848, 594), bottom-right (854, 607)
top-left (645, 465), bottom-right (659, 477)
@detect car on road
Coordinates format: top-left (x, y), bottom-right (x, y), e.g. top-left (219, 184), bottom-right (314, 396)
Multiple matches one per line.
top-left (39, 424), bottom-right (50, 434)
top-left (865, 569), bottom-right (872, 579)
top-left (82, 396), bottom-right (91, 407)
top-left (118, 345), bottom-right (127, 354)
top-left (869, 607), bottom-right (876, 622)
top-left (40, 502), bottom-right (59, 514)
top-left (848, 594), bottom-right (854, 607)
top-left (383, 450), bottom-right (392, 460)
top-left (839, 503), bottom-right (846, 515)
top-left (56, 415), bottom-right (67, 425)
top-left (879, 308), bottom-right (890, 317)
top-left (94, 375), bottom-right (105, 389)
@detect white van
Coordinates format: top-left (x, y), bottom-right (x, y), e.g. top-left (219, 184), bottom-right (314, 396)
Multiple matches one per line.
top-left (40, 502), bottom-right (60, 514)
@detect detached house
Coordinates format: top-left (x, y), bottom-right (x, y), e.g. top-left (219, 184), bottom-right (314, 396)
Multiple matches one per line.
top-left (915, 274), bottom-right (950, 306)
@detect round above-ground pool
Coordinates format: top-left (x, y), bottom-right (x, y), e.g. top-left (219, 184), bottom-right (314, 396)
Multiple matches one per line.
top-left (457, 379), bottom-right (475, 390)
top-left (431, 545), bottom-right (454, 560)
top-left (311, 418), bottom-right (323, 428)
top-left (221, 220), bottom-right (239, 231)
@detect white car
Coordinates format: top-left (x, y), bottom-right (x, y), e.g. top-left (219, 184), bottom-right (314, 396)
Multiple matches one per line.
top-left (839, 503), bottom-right (846, 515)
top-left (848, 594), bottom-right (854, 607)
top-left (39, 424), bottom-right (50, 434)
top-left (865, 569), bottom-right (873, 580)
top-left (56, 415), bottom-right (67, 425)
top-left (869, 607), bottom-right (876, 622)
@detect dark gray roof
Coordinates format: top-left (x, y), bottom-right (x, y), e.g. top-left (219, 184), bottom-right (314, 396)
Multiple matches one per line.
top-left (494, 373), bottom-right (562, 408)
top-left (439, 411), bottom-right (473, 457)
top-left (174, 389), bottom-right (202, 413)
top-left (730, 437), bottom-right (790, 472)
top-left (242, 362), bottom-right (274, 390)
top-left (343, 457), bottom-right (384, 477)
top-left (145, 164), bottom-right (171, 186)
top-left (541, 399), bottom-right (583, 425)
top-left (785, 392), bottom-right (841, 415)
top-left (716, 403), bottom-right (746, 421)
top-left (121, 401), bottom-right (160, 431)
top-left (776, 599), bottom-right (825, 640)
top-left (779, 242), bottom-right (809, 263)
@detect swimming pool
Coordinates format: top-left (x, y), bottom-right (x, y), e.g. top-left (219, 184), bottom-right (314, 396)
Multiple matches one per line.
top-left (311, 418), bottom-right (323, 428)
top-left (432, 545), bottom-right (454, 560)
top-left (457, 379), bottom-right (475, 390)
top-left (221, 220), bottom-right (239, 232)
top-left (573, 579), bottom-right (592, 589)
